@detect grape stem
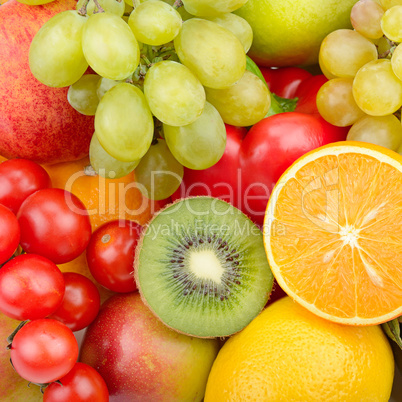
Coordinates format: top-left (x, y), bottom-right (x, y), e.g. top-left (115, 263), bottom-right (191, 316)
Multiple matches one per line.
top-left (92, 0), bottom-right (105, 13)
top-left (378, 37), bottom-right (398, 59)
top-left (77, 0), bottom-right (90, 16)
top-left (173, 0), bottom-right (183, 10)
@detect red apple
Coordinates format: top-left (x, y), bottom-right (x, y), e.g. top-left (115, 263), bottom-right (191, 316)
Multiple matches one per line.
top-left (80, 292), bottom-right (220, 401)
top-left (0, 0), bottom-right (94, 164)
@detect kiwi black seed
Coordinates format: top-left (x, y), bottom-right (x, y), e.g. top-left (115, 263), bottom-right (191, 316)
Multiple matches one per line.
top-left (134, 196), bottom-right (274, 338)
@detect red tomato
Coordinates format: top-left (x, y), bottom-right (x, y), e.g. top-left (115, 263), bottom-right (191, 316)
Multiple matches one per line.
top-left (17, 188), bottom-right (92, 264)
top-left (48, 272), bottom-right (100, 332)
top-left (43, 362), bottom-right (109, 402)
top-left (0, 204), bottom-right (20, 264)
top-left (10, 319), bottom-right (79, 384)
top-left (260, 66), bottom-right (312, 98)
top-left (86, 220), bottom-right (141, 293)
top-left (239, 112), bottom-right (347, 224)
top-left (0, 159), bottom-right (51, 214)
top-left (0, 254), bottom-right (65, 321)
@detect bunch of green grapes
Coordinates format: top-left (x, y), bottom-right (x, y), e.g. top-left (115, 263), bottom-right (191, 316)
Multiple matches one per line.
top-left (317, 0), bottom-right (402, 153)
top-left (28, 0), bottom-right (268, 200)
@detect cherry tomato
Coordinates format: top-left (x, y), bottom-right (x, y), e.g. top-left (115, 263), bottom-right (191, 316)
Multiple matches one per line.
top-left (17, 188), bottom-right (92, 264)
top-left (239, 112), bottom-right (347, 224)
top-left (10, 319), bottom-right (79, 384)
top-left (43, 362), bottom-right (109, 402)
top-left (0, 204), bottom-right (20, 264)
top-left (86, 220), bottom-right (141, 293)
top-left (48, 272), bottom-right (100, 332)
top-left (260, 66), bottom-right (312, 98)
top-left (0, 158), bottom-right (51, 214)
top-left (0, 254), bottom-right (65, 321)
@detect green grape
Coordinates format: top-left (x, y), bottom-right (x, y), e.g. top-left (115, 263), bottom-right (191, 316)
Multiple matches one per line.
top-left (381, 5), bottom-right (402, 42)
top-left (205, 70), bottom-right (270, 127)
top-left (347, 114), bottom-right (402, 150)
top-left (16, 0), bottom-right (55, 4)
top-left (316, 78), bottom-right (366, 127)
top-left (163, 102), bottom-right (226, 170)
top-left (319, 29), bottom-right (378, 78)
top-left (391, 43), bottom-right (402, 80)
top-left (82, 13), bottom-right (140, 81)
top-left (96, 78), bottom-right (121, 99)
top-left (29, 11), bottom-right (88, 88)
top-left (95, 83), bottom-right (154, 162)
top-left (76, 0), bottom-right (125, 16)
top-left (89, 133), bottom-right (139, 179)
top-left (135, 139), bottom-right (184, 200)
top-left (352, 59), bottom-right (402, 116)
top-left (379, 0), bottom-right (402, 9)
top-left (144, 61), bottom-right (205, 126)
top-left (174, 18), bottom-right (246, 89)
top-left (318, 53), bottom-right (338, 79)
top-left (128, 0), bottom-right (182, 46)
top-left (182, 0), bottom-right (248, 17)
top-left (203, 13), bottom-right (253, 53)
top-left (351, 0), bottom-right (385, 39)
top-left (67, 74), bottom-right (101, 116)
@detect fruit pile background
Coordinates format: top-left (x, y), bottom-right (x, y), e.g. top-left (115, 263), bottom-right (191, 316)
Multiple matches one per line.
top-left (1, 0), bottom-right (402, 400)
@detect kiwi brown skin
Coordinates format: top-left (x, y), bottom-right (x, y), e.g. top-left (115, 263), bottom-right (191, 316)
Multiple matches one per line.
top-left (133, 196), bottom-right (273, 339)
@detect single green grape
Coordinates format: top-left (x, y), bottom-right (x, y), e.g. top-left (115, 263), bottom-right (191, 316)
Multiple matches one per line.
top-left (128, 0), bottom-right (182, 46)
top-left (318, 53), bottom-right (338, 79)
top-left (391, 43), bottom-right (402, 80)
top-left (135, 139), bottom-right (184, 200)
top-left (76, 0), bottom-right (125, 16)
top-left (205, 70), bottom-right (270, 127)
top-left (29, 11), bottom-right (88, 87)
top-left (96, 78), bottom-right (121, 100)
top-left (163, 102), bottom-right (226, 170)
top-left (352, 59), bottom-right (402, 116)
top-left (82, 12), bottom-right (140, 81)
top-left (89, 133), bottom-right (139, 179)
top-left (347, 114), bottom-right (402, 150)
top-left (203, 13), bottom-right (253, 53)
top-left (381, 5), bottom-right (402, 41)
top-left (316, 78), bottom-right (366, 127)
top-left (182, 0), bottom-right (248, 17)
top-left (319, 29), bottom-right (377, 78)
top-left (95, 83), bottom-right (154, 162)
top-left (67, 74), bottom-right (101, 116)
top-left (144, 60), bottom-right (205, 126)
top-left (174, 18), bottom-right (246, 89)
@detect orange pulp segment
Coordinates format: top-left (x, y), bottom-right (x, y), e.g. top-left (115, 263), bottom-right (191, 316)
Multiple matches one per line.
top-left (264, 141), bottom-right (402, 325)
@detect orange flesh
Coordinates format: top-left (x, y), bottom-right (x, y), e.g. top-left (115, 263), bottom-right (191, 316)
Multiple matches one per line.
top-left (269, 152), bottom-right (402, 322)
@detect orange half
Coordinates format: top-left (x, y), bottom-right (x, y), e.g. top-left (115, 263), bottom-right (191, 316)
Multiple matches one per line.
top-left (263, 141), bottom-right (402, 325)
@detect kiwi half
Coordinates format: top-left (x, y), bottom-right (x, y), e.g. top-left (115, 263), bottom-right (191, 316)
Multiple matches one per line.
top-left (134, 197), bottom-right (273, 338)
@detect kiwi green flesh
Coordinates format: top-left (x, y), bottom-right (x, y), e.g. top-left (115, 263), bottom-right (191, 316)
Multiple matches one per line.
top-left (136, 197), bottom-right (274, 338)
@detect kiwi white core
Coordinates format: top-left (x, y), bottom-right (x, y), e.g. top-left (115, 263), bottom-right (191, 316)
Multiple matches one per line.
top-left (189, 250), bottom-right (224, 284)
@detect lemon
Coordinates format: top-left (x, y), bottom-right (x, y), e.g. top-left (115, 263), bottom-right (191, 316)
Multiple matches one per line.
top-left (235, 0), bottom-right (358, 67)
top-left (205, 297), bottom-right (394, 401)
